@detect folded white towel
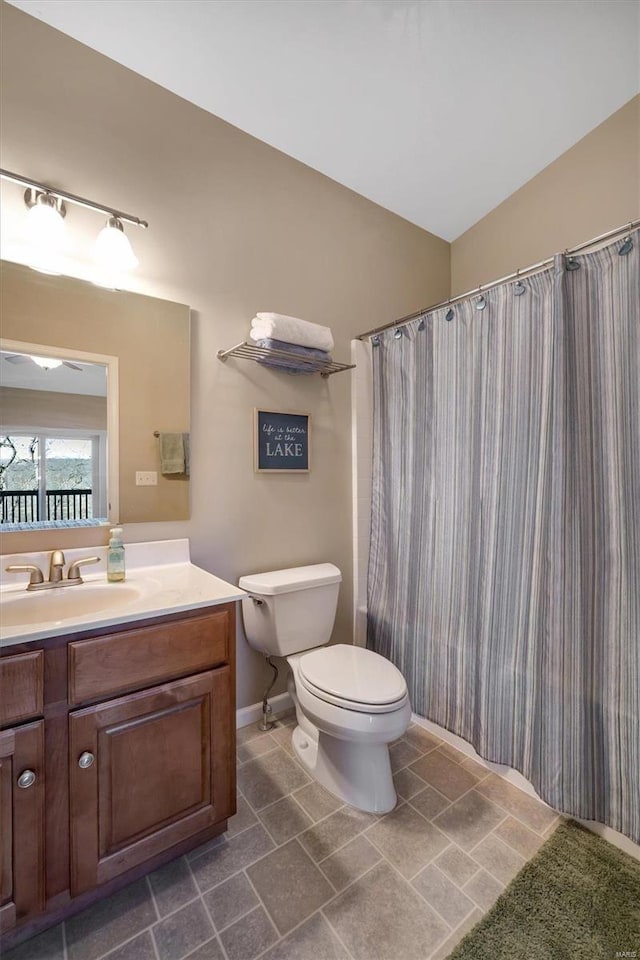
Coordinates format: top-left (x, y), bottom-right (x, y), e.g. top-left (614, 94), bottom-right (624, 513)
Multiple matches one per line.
top-left (251, 313), bottom-right (334, 352)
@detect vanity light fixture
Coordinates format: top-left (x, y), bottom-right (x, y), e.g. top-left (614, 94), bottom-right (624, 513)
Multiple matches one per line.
top-left (24, 189), bottom-right (67, 274)
top-left (0, 167), bottom-right (148, 281)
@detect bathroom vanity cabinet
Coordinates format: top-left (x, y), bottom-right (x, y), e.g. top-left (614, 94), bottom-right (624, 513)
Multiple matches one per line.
top-left (0, 603), bottom-right (236, 949)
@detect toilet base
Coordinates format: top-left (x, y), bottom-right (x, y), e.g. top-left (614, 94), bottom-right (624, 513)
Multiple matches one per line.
top-left (291, 723), bottom-right (398, 815)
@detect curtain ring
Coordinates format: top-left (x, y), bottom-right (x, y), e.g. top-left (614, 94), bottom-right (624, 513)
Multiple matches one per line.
top-left (618, 236), bottom-right (633, 256)
top-left (371, 335), bottom-right (380, 347)
top-left (513, 268), bottom-right (526, 296)
top-left (418, 315), bottom-right (425, 331)
top-left (475, 288), bottom-right (486, 310)
top-left (565, 255), bottom-right (581, 271)
top-left (393, 327), bottom-right (404, 339)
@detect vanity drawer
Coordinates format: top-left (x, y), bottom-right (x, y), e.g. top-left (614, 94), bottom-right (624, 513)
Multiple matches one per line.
top-left (68, 609), bottom-right (230, 704)
top-left (0, 651), bottom-right (44, 727)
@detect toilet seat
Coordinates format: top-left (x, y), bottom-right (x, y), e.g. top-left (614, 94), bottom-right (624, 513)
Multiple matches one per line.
top-left (297, 644), bottom-right (408, 715)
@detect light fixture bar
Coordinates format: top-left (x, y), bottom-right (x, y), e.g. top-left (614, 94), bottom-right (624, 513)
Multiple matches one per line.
top-left (0, 168), bottom-right (148, 229)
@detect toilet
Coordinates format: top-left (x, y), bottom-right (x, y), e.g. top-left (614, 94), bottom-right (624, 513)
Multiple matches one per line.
top-left (239, 563), bottom-right (411, 814)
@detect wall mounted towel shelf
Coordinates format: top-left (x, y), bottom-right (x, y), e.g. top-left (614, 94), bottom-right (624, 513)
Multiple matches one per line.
top-left (217, 342), bottom-right (355, 378)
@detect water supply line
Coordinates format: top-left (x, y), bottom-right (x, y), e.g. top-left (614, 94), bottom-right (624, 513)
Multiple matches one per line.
top-left (259, 656), bottom-right (279, 731)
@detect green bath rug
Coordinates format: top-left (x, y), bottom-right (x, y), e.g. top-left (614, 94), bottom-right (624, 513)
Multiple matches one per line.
top-left (449, 820), bottom-right (640, 960)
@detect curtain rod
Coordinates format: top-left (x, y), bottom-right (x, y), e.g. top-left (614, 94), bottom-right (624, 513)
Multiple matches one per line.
top-left (356, 217), bottom-right (640, 341)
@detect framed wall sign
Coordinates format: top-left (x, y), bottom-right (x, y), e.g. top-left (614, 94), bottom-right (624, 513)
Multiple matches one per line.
top-left (254, 409), bottom-right (310, 473)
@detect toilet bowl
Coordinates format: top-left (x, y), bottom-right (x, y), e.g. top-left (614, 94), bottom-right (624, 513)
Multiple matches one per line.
top-left (239, 564), bottom-right (411, 814)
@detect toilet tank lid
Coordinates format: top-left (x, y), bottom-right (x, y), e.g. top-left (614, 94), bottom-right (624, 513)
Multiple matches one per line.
top-left (239, 563), bottom-right (341, 596)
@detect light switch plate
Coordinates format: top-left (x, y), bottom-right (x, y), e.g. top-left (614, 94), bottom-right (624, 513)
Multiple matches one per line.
top-left (136, 471), bottom-right (158, 486)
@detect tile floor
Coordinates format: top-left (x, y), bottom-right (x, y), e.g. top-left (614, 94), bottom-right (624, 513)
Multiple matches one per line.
top-left (4, 713), bottom-right (559, 960)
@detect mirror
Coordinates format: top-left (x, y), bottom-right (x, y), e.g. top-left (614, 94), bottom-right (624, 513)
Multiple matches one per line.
top-left (0, 261), bottom-right (190, 528)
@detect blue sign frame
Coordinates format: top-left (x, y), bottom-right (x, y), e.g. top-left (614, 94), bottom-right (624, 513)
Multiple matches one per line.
top-left (254, 409), bottom-right (310, 473)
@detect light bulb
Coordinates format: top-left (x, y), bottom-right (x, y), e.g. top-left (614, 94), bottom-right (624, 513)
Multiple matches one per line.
top-left (26, 193), bottom-right (67, 275)
top-left (94, 217), bottom-right (138, 277)
top-left (31, 356), bottom-right (63, 370)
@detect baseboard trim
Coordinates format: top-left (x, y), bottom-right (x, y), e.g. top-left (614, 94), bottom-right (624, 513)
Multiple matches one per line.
top-left (236, 692), bottom-right (294, 730)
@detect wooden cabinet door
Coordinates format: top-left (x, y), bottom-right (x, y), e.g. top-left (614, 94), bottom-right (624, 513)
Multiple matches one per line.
top-left (69, 668), bottom-right (233, 895)
top-left (0, 721), bottom-right (45, 932)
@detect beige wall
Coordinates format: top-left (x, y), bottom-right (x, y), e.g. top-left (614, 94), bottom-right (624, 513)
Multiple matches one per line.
top-left (1, 386), bottom-right (107, 432)
top-left (0, 3), bottom-right (450, 708)
top-left (451, 95), bottom-right (640, 295)
top-left (1, 262), bottom-right (190, 524)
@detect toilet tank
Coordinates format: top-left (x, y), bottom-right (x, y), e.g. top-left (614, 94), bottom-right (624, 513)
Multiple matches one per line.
top-left (239, 563), bottom-right (341, 657)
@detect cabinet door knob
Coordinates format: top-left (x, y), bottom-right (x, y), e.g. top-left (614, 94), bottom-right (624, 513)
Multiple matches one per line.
top-left (17, 769), bottom-right (36, 789)
top-left (78, 751), bottom-right (95, 769)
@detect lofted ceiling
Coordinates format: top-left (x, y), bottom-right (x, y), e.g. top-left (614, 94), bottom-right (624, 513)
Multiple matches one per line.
top-left (6, 0), bottom-right (640, 241)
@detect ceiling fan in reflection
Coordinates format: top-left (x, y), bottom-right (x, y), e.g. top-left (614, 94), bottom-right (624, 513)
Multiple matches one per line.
top-left (3, 353), bottom-right (84, 372)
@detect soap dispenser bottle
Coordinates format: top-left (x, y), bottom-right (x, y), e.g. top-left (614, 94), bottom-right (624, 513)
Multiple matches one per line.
top-left (107, 527), bottom-right (125, 582)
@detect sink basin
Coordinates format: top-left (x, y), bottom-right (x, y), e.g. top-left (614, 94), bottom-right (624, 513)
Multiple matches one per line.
top-left (1, 584), bottom-right (142, 627)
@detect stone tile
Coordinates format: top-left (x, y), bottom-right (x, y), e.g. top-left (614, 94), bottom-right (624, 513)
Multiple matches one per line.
top-left (190, 824), bottom-right (275, 892)
top-left (299, 806), bottom-right (376, 861)
top-left (186, 833), bottom-right (226, 862)
top-left (430, 908), bottom-right (483, 960)
top-left (219, 907), bottom-right (278, 960)
top-left (260, 912), bottom-right (349, 960)
top-left (435, 742), bottom-right (468, 764)
top-left (247, 839), bottom-right (334, 935)
top-left (412, 862), bottom-right (475, 928)
top-left (103, 933), bottom-right (157, 960)
top-left (319, 834), bottom-right (382, 892)
top-left (476, 774), bottom-right (557, 833)
top-left (269, 724), bottom-right (295, 756)
top-left (202, 872), bottom-right (259, 931)
top-left (494, 816), bottom-right (546, 859)
top-left (148, 856), bottom-right (198, 917)
top-left (459, 756), bottom-right (491, 781)
top-left (392, 767), bottom-right (425, 801)
top-left (183, 938), bottom-right (226, 960)
top-left (152, 899), bottom-right (214, 960)
top-left (463, 868), bottom-right (504, 911)
top-left (434, 845), bottom-right (480, 886)
top-left (324, 861), bottom-right (449, 960)
top-left (409, 786), bottom-right (450, 821)
top-left (258, 795), bottom-right (313, 844)
top-left (1, 924), bottom-right (64, 960)
top-left (293, 782), bottom-right (343, 821)
top-left (237, 724), bottom-right (273, 746)
top-left (470, 834), bottom-right (526, 885)
top-left (432, 789), bottom-right (506, 850)
top-left (237, 750), bottom-right (310, 810)
top-left (388, 739), bottom-right (422, 772)
top-left (409, 751), bottom-right (479, 801)
top-left (66, 878), bottom-right (156, 960)
top-left (237, 736), bottom-right (278, 763)
top-left (543, 815), bottom-right (562, 839)
top-left (404, 723), bottom-right (442, 753)
top-left (366, 803), bottom-right (449, 879)
top-left (226, 795), bottom-right (259, 838)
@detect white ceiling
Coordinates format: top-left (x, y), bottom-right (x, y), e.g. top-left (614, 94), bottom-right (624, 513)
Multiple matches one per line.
top-left (7, 0), bottom-right (640, 241)
top-left (1, 352), bottom-right (107, 397)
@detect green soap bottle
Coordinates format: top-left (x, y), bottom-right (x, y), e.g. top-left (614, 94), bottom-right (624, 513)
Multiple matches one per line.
top-left (107, 527), bottom-right (125, 582)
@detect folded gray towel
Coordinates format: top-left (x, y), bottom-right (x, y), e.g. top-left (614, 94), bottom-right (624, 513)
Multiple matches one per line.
top-left (256, 338), bottom-right (332, 374)
top-left (160, 433), bottom-right (189, 475)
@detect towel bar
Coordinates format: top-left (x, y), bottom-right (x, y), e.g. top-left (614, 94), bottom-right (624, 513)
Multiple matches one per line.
top-left (217, 341), bottom-right (355, 378)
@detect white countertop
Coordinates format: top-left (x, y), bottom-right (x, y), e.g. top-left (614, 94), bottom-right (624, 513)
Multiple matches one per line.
top-left (0, 539), bottom-right (246, 647)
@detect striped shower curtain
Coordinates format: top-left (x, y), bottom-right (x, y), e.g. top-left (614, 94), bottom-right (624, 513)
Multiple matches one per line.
top-left (367, 230), bottom-right (640, 843)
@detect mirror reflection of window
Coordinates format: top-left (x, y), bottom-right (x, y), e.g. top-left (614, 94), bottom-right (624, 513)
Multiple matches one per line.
top-left (0, 346), bottom-right (111, 528)
top-left (0, 433), bottom-right (107, 524)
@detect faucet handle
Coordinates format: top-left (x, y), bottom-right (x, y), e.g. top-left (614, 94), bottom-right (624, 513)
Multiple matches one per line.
top-left (5, 564), bottom-right (45, 586)
top-left (67, 556), bottom-right (100, 582)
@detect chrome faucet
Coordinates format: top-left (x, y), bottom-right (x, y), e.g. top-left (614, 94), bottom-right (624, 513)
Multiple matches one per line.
top-left (6, 551), bottom-right (100, 591)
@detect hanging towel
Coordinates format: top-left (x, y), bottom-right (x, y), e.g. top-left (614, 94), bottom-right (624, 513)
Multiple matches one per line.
top-left (255, 339), bottom-right (331, 375)
top-left (159, 433), bottom-right (189, 475)
top-left (250, 313), bottom-right (334, 352)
